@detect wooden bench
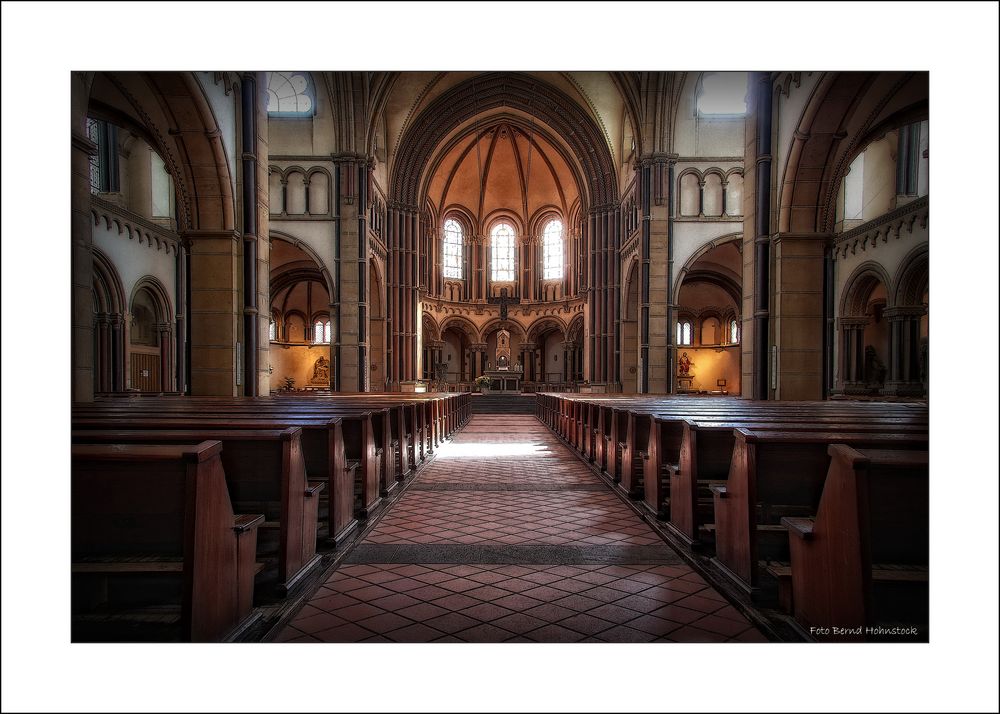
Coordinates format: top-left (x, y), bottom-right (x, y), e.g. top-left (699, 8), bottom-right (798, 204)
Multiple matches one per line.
top-left (72, 412), bottom-right (359, 547)
top-left (662, 416), bottom-right (928, 548)
top-left (782, 445), bottom-right (929, 641)
top-left (72, 428), bottom-right (324, 594)
top-left (72, 441), bottom-right (263, 642)
top-left (711, 428), bottom-right (928, 600)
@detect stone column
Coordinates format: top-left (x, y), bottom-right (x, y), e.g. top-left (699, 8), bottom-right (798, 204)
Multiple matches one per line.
top-left (175, 241), bottom-right (188, 394)
top-left (839, 318), bottom-right (868, 394)
top-left (110, 314), bottom-right (125, 392)
top-left (240, 72), bottom-right (260, 396)
top-left (748, 71), bottom-right (773, 400)
top-left (95, 315), bottom-right (110, 393)
top-left (158, 323), bottom-right (173, 392)
top-left (72, 125), bottom-right (98, 402)
top-left (186, 229), bottom-right (241, 395)
top-left (883, 307), bottom-right (925, 396)
top-left (771, 233), bottom-right (828, 399)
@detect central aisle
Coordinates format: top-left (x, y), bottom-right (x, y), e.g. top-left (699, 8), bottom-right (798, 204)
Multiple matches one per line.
top-left (274, 414), bottom-right (766, 642)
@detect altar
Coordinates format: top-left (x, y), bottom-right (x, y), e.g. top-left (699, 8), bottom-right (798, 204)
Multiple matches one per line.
top-left (484, 327), bottom-right (522, 392)
top-left (484, 369), bottom-right (521, 392)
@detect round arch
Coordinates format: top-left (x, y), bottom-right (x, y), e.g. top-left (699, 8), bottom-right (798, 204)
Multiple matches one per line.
top-left (269, 232), bottom-right (336, 300)
top-left (391, 73), bottom-right (618, 209)
top-left (672, 233), bottom-right (744, 305)
top-left (439, 314), bottom-right (481, 342)
top-left (777, 71), bottom-right (927, 234)
top-left (841, 261), bottom-right (894, 317)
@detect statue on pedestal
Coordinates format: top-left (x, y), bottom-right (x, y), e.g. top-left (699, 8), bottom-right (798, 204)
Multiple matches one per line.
top-left (678, 352), bottom-right (692, 376)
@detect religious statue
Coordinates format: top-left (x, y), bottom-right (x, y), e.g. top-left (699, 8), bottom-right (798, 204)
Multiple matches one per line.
top-left (312, 356), bottom-right (330, 383)
top-left (499, 287), bottom-right (509, 320)
top-left (678, 352), bottom-right (692, 376)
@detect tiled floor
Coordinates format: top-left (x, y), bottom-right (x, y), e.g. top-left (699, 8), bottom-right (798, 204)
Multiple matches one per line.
top-left (273, 415), bottom-right (767, 643)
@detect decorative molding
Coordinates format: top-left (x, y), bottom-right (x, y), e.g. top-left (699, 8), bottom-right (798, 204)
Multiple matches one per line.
top-left (90, 196), bottom-right (179, 256)
top-left (833, 195), bottom-right (928, 261)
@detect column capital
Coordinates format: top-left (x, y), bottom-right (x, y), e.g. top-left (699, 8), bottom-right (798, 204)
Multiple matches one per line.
top-left (884, 306), bottom-right (926, 319)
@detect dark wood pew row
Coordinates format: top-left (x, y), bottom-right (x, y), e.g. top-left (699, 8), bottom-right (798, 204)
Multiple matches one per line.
top-left (536, 394), bottom-right (926, 511)
top-left (710, 428), bottom-right (928, 601)
top-left (77, 399), bottom-right (401, 508)
top-left (72, 441), bottom-right (263, 642)
top-left (780, 445), bottom-right (929, 641)
top-left (73, 413), bottom-right (361, 546)
top-left (73, 393), bottom-right (471, 547)
top-left (653, 416), bottom-right (928, 547)
top-left (72, 428), bottom-right (324, 594)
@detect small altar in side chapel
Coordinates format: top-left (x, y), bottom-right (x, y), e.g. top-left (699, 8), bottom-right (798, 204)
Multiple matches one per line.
top-left (484, 328), bottom-right (522, 392)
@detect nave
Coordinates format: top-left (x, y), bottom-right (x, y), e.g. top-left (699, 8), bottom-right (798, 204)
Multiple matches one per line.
top-left (271, 413), bottom-right (766, 643)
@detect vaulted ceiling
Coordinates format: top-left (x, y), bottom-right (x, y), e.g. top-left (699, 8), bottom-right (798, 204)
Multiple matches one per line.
top-left (426, 121), bottom-right (580, 231)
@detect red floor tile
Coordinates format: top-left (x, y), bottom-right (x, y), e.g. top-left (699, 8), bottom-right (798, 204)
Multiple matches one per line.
top-left (271, 415), bottom-right (768, 645)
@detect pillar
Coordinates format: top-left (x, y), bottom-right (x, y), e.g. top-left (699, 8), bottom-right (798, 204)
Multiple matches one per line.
top-left (240, 72), bottom-right (260, 396)
top-left (72, 118), bottom-right (97, 402)
top-left (752, 70), bottom-right (773, 401)
top-left (839, 318), bottom-right (868, 394)
top-left (158, 323), bottom-right (173, 392)
top-left (883, 307), bottom-right (925, 396)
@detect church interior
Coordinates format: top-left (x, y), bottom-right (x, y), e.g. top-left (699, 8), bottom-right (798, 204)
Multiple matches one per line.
top-left (2, 3), bottom-right (998, 713)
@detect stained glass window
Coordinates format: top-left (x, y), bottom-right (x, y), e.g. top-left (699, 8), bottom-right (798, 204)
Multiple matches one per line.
top-left (491, 223), bottom-right (516, 282)
top-left (443, 219), bottom-right (463, 279)
top-left (697, 72), bottom-right (748, 115)
top-left (269, 318), bottom-right (276, 342)
top-left (730, 319), bottom-right (739, 344)
top-left (266, 72), bottom-right (315, 116)
top-left (543, 219), bottom-right (563, 280)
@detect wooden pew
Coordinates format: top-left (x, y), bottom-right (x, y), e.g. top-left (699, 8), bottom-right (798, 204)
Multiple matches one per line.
top-left (73, 413), bottom-right (359, 547)
top-left (72, 428), bottom-right (324, 594)
top-left (72, 441), bottom-right (263, 642)
top-left (710, 428), bottom-right (928, 600)
top-left (662, 416), bottom-right (928, 548)
top-left (781, 445), bottom-right (929, 641)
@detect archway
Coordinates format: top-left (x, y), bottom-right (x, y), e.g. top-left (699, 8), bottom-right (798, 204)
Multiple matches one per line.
top-left (526, 318), bottom-right (568, 388)
top-left (128, 278), bottom-right (173, 393)
top-left (384, 73), bottom-right (618, 386)
top-left (92, 249), bottom-right (126, 393)
top-left (75, 71), bottom-right (241, 400)
top-left (439, 315), bottom-right (479, 386)
top-left (269, 237), bottom-right (334, 392)
top-left (674, 240), bottom-right (742, 395)
top-left (839, 264), bottom-right (893, 395)
top-left (886, 247), bottom-right (929, 396)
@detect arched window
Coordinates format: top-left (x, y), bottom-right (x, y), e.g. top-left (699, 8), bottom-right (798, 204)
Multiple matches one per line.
top-left (443, 219), bottom-right (463, 279)
top-left (269, 317), bottom-right (277, 342)
top-left (266, 72), bottom-right (315, 116)
top-left (697, 72), bottom-right (748, 115)
top-left (542, 218), bottom-right (564, 280)
top-left (313, 319), bottom-right (331, 344)
top-left (677, 320), bottom-right (692, 346)
top-left (729, 319), bottom-right (739, 344)
top-left (490, 222), bottom-right (516, 282)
